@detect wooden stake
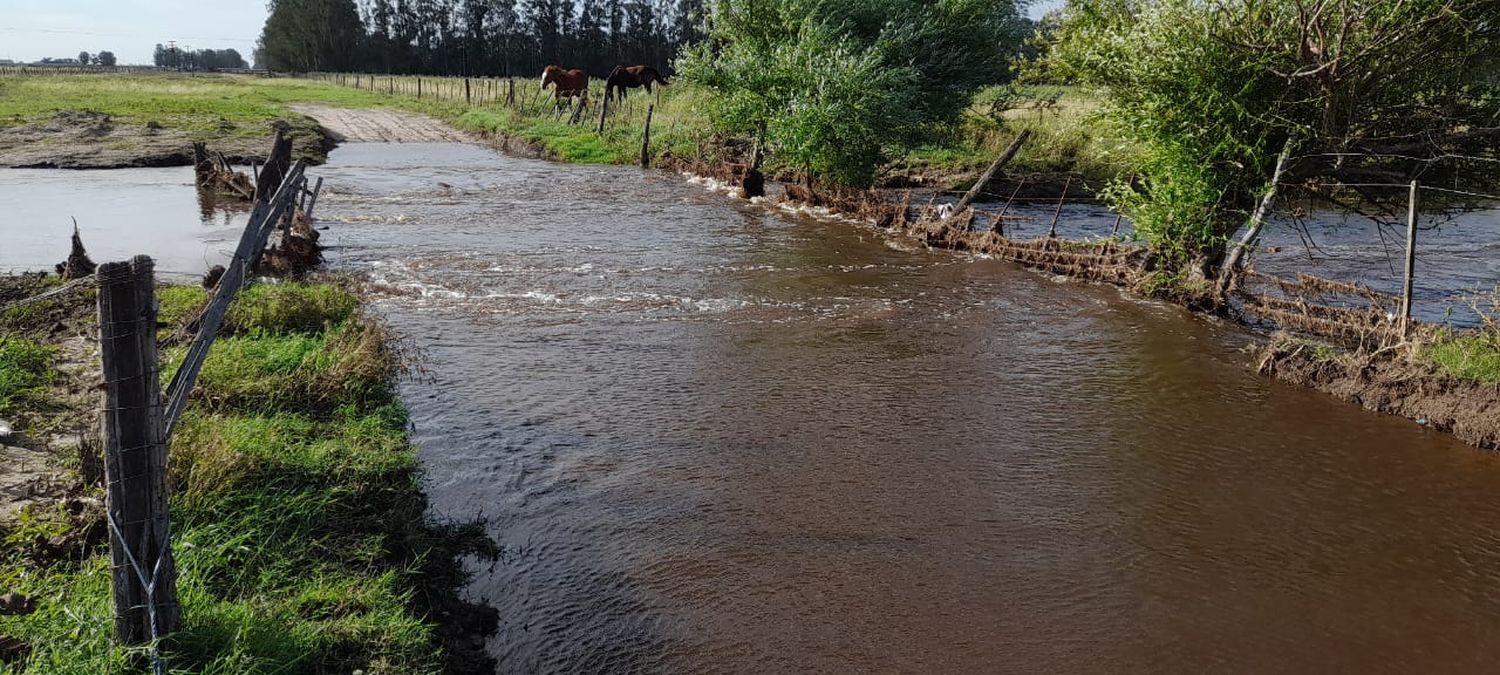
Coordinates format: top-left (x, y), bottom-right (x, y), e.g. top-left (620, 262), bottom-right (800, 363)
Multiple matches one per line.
top-left (465, 77), bottom-right (472, 104)
top-left (597, 89), bottom-right (611, 134)
top-left (1401, 179), bottom-right (1419, 337)
top-left (956, 129), bottom-right (1031, 211)
top-left (1048, 177), bottom-right (1071, 238)
top-left (305, 176), bottom-right (323, 219)
top-left (640, 104), bottom-right (655, 168)
top-left (98, 255), bottom-right (179, 645)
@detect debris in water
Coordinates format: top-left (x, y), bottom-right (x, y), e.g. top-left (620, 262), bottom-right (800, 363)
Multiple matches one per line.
top-left (54, 219), bottom-right (96, 279)
top-left (0, 419), bottom-right (11, 438)
top-left (202, 265), bottom-right (226, 289)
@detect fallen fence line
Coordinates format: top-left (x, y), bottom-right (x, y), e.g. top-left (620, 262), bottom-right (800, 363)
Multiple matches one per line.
top-left (84, 153), bottom-right (312, 667)
top-left (163, 160), bottom-right (307, 438)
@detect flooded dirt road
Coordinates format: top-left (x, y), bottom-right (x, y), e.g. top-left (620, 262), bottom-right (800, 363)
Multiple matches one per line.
top-left (296, 142), bottom-right (1500, 673)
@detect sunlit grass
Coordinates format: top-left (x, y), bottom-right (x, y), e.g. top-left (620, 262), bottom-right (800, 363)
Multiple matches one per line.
top-left (0, 336), bottom-right (55, 417)
top-left (1427, 333), bottom-right (1500, 383)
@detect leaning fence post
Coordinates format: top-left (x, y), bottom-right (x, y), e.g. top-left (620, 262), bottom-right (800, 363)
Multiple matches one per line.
top-left (957, 129), bottom-right (1031, 212)
top-left (1047, 177), bottom-right (1071, 238)
top-left (465, 77), bottom-right (472, 104)
top-left (640, 104), bottom-right (655, 168)
top-left (98, 255), bottom-right (180, 647)
top-left (305, 176), bottom-right (324, 219)
top-left (1401, 179), bottom-right (1419, 337)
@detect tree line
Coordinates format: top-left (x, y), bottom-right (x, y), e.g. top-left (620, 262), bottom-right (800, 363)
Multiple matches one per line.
top-left (152, 45), bottom-right (249, 70)
top-left (257, 0), bottom-right (707, 77)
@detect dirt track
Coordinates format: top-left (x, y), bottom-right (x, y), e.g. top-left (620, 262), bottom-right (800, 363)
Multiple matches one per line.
top-left (293, 105), bottom-right (468, 143)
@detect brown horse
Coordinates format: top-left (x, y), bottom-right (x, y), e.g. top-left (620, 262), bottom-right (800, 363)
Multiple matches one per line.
top-left (605, 65), bottom-right (670, 103)
top-left (540, 65), bottom-right (589, 107)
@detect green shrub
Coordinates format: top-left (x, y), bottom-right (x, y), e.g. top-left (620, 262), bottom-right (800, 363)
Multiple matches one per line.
top-left (679, 0), bottom-right (1027, 187)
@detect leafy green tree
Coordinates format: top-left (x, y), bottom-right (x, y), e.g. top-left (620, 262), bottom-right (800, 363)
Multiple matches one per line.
top-left (95, 50), bottom-right (117, 67)
top-left (678, 0), bottom-right (1026, 187)
top-left (77, 51), bottom-right (90, 65)
top-left (1049, 0), bottom-right (1500, 281)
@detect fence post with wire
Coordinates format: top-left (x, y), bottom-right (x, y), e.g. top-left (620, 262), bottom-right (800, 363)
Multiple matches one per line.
top-left (83, 157), bottom-right (310, 663)
top-left (97, 255), bottom-right (180, 646)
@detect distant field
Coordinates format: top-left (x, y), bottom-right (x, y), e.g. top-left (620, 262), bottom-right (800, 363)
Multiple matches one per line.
top-left (0, 72), bottom-right (393, 140)
top-left (0, 71), bottom-right (1118, 184)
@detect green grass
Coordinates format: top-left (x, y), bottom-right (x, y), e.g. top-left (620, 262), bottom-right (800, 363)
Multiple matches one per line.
top-left (158, 282), bottom-right (360, 335)
top-left (1, 71), bottom-right (1113, 185)
top-left (0, 282), bottom-right (462, 674)
top-left (886, 84), bottom-right (1132, 189)
top-left (1427, 333), bottom-right (1500, 383)
top-left (0, 336), bottom-right (55, 417)
top-left (0, 72), bottom-right (392, 141)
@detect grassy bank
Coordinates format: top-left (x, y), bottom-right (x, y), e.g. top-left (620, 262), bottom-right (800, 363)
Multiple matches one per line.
top-left (0, 279), bottom-right (489, 673)
top-left (0, 71), bottom-right (1109, 185)
top-left (1427, 332), bottom-right (1500, 383)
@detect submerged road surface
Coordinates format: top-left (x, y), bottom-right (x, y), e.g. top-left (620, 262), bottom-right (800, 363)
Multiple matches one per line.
top-left (309, 141), bottom-right (1500, 673)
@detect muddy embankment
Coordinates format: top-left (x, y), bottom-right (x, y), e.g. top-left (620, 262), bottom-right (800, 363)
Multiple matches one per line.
top-left (1255, 338), bottom-right (1500, 450)
top-left (0, 109), bottom-right (334, 169)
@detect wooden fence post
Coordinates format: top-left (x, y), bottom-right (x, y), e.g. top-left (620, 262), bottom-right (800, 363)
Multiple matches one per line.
top-left (596, 90), bottom-right (611, 134)
top-left (1401, 179), bottom-right (1419, 337)
top-left (956, 129), bottom-right (1031, 212)
top-left (417, 77), bottom-right (422, 99)
top-left (98, 255), bottom-right (179, 647)
top-left (465, 77), bottom-right (472, 104)
top-left (305, 176), bottom-right (324, 219)
top-left (640, 104), bottom-right (655, 168)
top-left (1047, 177), bottom-right (1071, 238)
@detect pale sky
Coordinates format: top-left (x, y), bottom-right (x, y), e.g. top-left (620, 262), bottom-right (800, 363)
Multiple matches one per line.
top-left (1029, 0), bottom-right (1064, 19)
top-left (0, 0), bottom-right (1066, 66)
top-left (0, 0), bottom-right (266, 65)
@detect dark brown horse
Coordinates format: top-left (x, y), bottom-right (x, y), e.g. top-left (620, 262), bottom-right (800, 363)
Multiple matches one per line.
top-left (541, 65), bottom-right (589, 106)
top-left (605, 65), bottom-right (670, 103)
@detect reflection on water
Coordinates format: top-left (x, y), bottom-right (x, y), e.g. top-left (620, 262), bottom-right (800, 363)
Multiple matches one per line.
top-left (308, 143), bottom-right (1500, 673)
top-left (0, 166), bottom-right (251, 278)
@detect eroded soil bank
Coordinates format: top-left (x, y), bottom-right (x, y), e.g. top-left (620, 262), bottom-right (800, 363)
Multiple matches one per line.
top-left (0, 109), bottom-right (332, 169)
top-left (1255, 337), bottom-right (1500, 450)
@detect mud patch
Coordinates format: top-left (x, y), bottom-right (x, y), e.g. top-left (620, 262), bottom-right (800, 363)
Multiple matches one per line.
top-left (1255, 335), bottom-right (1500, 450)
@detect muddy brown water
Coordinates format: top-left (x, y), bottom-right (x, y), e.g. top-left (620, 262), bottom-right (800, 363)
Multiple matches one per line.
top-left (295, 144), bottom-right (1500, 673)
top-left (4, 146), bottom-right (1500, 672)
